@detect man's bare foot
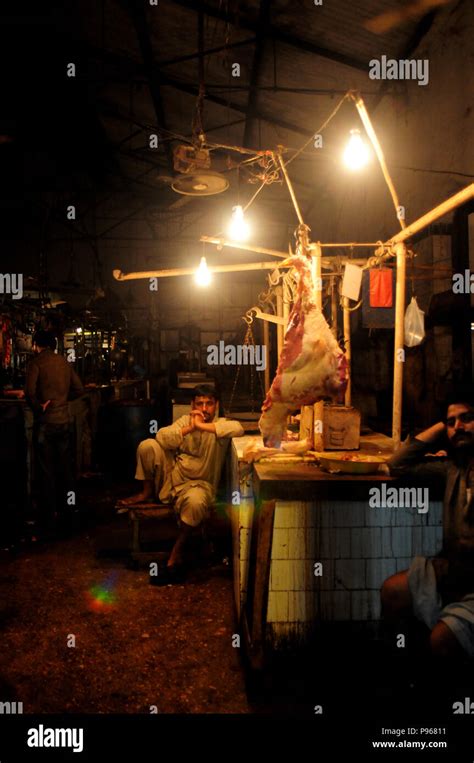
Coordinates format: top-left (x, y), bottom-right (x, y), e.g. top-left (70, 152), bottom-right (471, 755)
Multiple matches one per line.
top-left (116, 480), bottom-right (154, 507)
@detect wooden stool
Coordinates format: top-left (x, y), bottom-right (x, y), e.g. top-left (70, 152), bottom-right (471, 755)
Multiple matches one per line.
top-left (128, 503), bottom-right (176, 568)
top-left (127, 500), bottom-right (226, 569)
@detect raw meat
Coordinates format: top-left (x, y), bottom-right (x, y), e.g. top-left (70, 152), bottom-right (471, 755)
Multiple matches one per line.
top-left (259, 254), bottom-right (348, 447)
top-left (243, 438), bottom-right (309, 463)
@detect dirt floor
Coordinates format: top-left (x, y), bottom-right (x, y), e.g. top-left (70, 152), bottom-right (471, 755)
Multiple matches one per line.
top-left (0, 483), bottom-right (249, 714)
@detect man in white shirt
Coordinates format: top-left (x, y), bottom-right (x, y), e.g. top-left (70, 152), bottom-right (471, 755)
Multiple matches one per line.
top-left (120, 385), bottom-right (244, 584)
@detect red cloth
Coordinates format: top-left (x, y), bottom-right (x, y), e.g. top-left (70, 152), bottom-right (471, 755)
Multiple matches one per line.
top-left (369, 268), bottom-right (393, 307)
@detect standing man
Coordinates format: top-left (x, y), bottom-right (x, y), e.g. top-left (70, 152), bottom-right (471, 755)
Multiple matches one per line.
top-left (25, 330), bottom-right (84, 538)
top-left (119, 385), bottom-right (244, 584)
top-left (381, 389), bottom-right (474, 658)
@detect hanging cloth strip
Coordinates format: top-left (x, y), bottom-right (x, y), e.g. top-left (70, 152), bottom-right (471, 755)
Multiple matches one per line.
top-left (369, 268), bottom-right (393, 307)
top-left (362, 270), bottom-right (396, 328)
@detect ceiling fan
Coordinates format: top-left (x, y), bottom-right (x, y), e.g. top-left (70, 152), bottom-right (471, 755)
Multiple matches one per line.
top-left (155, 139), bottom-right (230, 208)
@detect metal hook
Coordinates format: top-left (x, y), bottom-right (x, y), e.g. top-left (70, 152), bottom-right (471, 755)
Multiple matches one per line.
top-left (243, 309), bottom-right (255, 325)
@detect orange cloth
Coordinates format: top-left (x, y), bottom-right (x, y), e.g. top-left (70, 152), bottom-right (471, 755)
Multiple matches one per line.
top-left (369, 268), bottom-right (393, 307)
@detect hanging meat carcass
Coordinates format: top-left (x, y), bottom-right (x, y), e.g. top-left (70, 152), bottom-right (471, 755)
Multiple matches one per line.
top-left (259, 254), bottom-right (348, 447)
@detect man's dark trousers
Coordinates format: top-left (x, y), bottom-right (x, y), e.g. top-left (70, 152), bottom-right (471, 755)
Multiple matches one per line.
top-left (34, 422), bottom-right (75, 532)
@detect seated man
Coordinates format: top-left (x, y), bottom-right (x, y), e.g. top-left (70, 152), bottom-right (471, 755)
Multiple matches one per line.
top-left (120, 385), bottom-right (244, 584)
top-left (381, 389), bottom-right (474, 658)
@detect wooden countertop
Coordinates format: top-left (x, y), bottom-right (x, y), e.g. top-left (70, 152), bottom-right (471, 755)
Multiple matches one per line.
top-left (232, 431), bottom-right (394, 459)
top-left (232, 431), bottom-right (397, 500)
top-left (253, 460), bottom-right (395, 501)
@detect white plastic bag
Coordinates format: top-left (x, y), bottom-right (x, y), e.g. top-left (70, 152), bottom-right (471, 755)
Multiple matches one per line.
top-left (404, 296), bottom-right (425, 347)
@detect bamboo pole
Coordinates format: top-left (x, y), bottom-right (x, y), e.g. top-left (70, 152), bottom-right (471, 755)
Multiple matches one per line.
top-left (277, 150), bottom-right (304, 225)
top-left (312, 242), bottom-right (382, 248)
top-left (343, 297), bottom-right (352, 407)
top-left (113, 260), bottom-right (294, 281)
top-left (276, 288), bottom-right (284, 357)
top-left (350, 91), bottom-right (406, 231)
top-left (263, 319), bottom-right (270, 393)
top-left (392, 242), bottom-right (407, 449)
top-left (249, 307), bottom-right (285, 326)
top-left (311, 242), bottom-right (324, 451)
top-left (387, 184), bottom-right (474, 246)
top-left (200, 236), bottom-right (289, 259)
top-left (203, 236), bottom-right (382, 251)
top-left (331, 279), bottom-right (338, 338)
top-left (311, 243), bottom-right (323, 306)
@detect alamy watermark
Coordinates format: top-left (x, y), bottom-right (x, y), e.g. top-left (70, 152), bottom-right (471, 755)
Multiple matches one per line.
top-left (0, 273), bottom-right (23, 299)
top-left (452, 270), bottom-right (474, 294)
top-left (0, 700), bottom-right (23, 713)
top-left (27, 724), bottom-right (83, 753)
top-left (369, 55), bottom-right (429, 86)
top-left (207, 341), bottom-right (266, 371)
top-left (369, 483), bottom-right (429, 514)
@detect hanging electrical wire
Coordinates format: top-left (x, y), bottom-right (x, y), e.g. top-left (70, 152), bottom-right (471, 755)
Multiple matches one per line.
top-left (284, 92), bottom-right (351, 168)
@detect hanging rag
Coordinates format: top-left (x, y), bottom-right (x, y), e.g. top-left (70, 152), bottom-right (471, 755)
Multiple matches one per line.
top-left (369, 268), bottom-right (393, 307)
top-left (362, 270), bottom-right (396, 328)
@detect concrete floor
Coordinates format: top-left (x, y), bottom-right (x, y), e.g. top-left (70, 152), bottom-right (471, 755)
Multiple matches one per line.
top-left (0, 481), bottom-right (249, 714)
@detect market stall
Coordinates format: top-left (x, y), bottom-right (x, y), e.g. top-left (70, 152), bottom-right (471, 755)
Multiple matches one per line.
top-left (110, 89), bottom-right (473, 655)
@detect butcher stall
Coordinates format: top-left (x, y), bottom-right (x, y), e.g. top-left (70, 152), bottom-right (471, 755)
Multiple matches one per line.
top-left (111, 90), bottom-right (474, 661)
top-left (228, 433), bottom-right (443, 666)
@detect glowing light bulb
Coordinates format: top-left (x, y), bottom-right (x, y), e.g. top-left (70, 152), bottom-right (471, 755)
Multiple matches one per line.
top-left (195, 256), bottom-right (211, 286)
top-left (228, 205), bottom-right (250, 242)
top-left (76, 327), bottom-right (83, 334)
top-left (343, 129), bottom-right (370, 170)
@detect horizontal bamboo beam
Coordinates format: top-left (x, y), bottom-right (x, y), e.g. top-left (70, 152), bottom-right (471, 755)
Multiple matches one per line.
top-left (200, 236), bottom-right (340, 268)
top-left (249, 307), bottom-right (285, 326)
top-left (310, 242), bottom-right (381, 248)
top-left (113, 260), bottom-right (293, 281)
top-left (202, 235), bottom-right (381, 254)
top-left (200, 236), bottom-right (288, 259)
top-left (387, 184), bottom-right (474, 246)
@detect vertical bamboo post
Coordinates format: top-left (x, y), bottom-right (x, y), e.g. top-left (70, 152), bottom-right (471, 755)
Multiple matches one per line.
top-left (331, 278), bottom-right (338, 338)
top-left (263, 319), bottom-right (270, 393)
top-left (311, 243), bottom-right (322, 310)
top-left (311, 242), bottom-right (324, 451)
top-left (277, 150), bottom-right (304, 225)
top-left (392, 242), bottom-right (407, 449)
top-left (276, 287), bottom-right (284, 357)
top-left (343, 297), bottom-right (352, 407)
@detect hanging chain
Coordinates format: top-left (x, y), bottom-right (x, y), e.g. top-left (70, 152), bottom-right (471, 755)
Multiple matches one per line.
top-left (228, 318), bottom-right (265, 415)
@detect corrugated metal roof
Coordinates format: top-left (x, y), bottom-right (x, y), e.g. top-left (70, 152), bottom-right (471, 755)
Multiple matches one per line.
top-left (75, 0), bottom-right (448, 246)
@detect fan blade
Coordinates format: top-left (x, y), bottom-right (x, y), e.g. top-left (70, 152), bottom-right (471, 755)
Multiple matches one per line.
top-left (364, 0), bottom-right (449, 34)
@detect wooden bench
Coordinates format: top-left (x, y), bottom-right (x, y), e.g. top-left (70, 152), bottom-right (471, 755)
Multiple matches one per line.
top-left (127, 503), bottom-right (177, 567)
top-left (126, 501), bottom-right (228, 568)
